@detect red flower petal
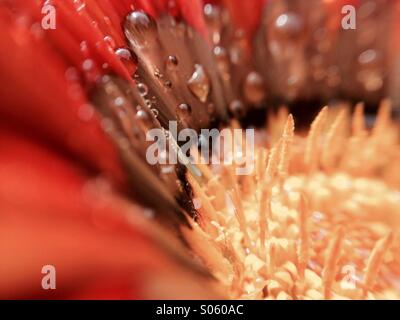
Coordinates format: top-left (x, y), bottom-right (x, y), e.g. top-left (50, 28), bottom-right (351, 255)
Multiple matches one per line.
top-left (0, 128), bottom-right (216, 299)
top-left (0, 6), bottom-right (126, 187)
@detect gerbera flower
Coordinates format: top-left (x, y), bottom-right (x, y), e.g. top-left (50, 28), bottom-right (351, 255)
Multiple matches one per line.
top-left (0, 0), bottom-right (399, 300)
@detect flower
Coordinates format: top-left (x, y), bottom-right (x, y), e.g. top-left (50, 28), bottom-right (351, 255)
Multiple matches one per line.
top-left (0, 0), bottom-right (399, 300)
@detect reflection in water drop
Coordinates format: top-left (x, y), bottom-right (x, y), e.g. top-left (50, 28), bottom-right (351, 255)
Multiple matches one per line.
top-left (187, 64), bottom-right (210, 103)
top-left (124, 11), bottom-right (157, 48)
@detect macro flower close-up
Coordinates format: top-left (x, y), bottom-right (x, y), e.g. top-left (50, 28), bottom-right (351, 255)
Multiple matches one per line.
top-left (1, 0), bottom-right (400, 301)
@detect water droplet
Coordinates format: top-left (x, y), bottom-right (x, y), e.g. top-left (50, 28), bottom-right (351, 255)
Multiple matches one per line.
top-left (229, 100), bottom-right (245, 118)
top-left (177, 103), bottom-right (192, 119)
top-left (101, 75), bottom-right (112, 84)
top-left (167, 55), bottom-right (178, 68)
top-left (187, 64), bottom-right (210, 103)
top-left (124, 11), bottom-right (157, 48)
top-left (154, 69), bottom-right (163, 78)
top-left (104, 35), bottom-right (116, 49)
top-left (358, 49), bottom-right (377, 65)
top-left (82, 59), bottom-right (95, 71)
top-left (113, 97), bottom-right (125, 107)
top-left (164, 80), bottom-right (172, 88)
top-left (273, 12), bottom-right (304, 39)
top-left (151, 108), bottom-right (159, 118)
top-left (229, 40), bottom-right (247, 65)
top-left (136, 109), bottom-right (150, 122)
top-left (137, 82), bottom-right (148, 96)
top-left (115, 47), bottom-right (132, 60)
top-left (193, 198), bottom-right (202, 209)
top-left (243, 71), bottom-right (265, 104)
top-left (80, 41), bottom-right (89, 56)
top-left (115, 48), bottom-right (136, 74)
top-left (203, 4), bottom-right (222, 45)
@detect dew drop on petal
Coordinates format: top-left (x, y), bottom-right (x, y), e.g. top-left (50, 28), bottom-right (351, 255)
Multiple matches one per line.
top-left (164, 80), bottom-right (172, 88)
top-left (177, 103), bottom-right (192, 120)
top-left (82, 59), bottom-right (95, 72)
top-left (193, 198), bottom-right (202, 210)
top-left (187, 64), bottom-right (210, 103)
top-left (151, 108), bottom-right (159, 118)
top-left (358, 49), bottom-right (377, 65)
top-left (124, 11), bottom-right (157, 48)
top-left (115, 47), bottom-right (132, 60)
top-left (203, 4), bottom-right (222, 45)
top-left (104, 35), bottom-right (116, 49)
top-left (137, 82), bottom-right (148, 96)
top-left (274, 12), bottom-right (304, 38)
top-left (166, 55), bottom-right (178, 68)
top-left (113, 96), bottom-right (125, 107)
top-left (80, 41), bottom-right (90, 56)
top-left (115, 47), bottom-right (136, 74)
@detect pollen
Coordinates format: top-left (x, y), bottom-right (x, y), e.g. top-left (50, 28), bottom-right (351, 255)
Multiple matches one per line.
top-left (183, 102), bottom-right (400, 300)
